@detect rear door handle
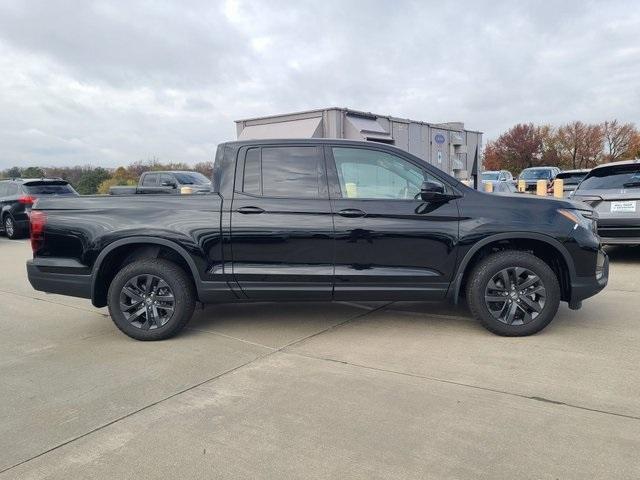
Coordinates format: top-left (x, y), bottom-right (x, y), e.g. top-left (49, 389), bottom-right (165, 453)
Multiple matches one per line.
top-left (337, 208), bottom-right (366, 218)
top-left (237, 206), bottom-right (265, 214)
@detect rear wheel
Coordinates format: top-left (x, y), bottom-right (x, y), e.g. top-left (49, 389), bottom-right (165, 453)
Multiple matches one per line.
top-left (107, 258), bottom-right (196, 341)
top-left (3, 215), bottom-right (23, 240)
top-left (466, 251), bottom-right (560, 336)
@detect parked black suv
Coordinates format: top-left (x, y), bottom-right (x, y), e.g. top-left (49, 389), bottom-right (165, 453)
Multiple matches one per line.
top-left (27, 140), bottom-right (608, 340)
top-left (0, 178), bottom-right (78, 239)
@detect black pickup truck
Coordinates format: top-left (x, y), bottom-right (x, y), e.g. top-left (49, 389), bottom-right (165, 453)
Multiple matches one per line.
top-left (27, 139), bottom-right (608, 340)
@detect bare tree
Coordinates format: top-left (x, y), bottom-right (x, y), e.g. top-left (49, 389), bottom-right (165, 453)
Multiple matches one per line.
top-left (557, 121), bottom-right (604, 169)
top-left (603, 120), bottom-right (638, 162)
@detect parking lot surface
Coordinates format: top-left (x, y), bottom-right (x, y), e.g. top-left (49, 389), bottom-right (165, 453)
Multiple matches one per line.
top-left (1, 237), bottom-right (639, 479)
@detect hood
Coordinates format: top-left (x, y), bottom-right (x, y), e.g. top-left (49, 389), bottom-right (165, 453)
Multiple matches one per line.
top-left (479, 189), bottom-right (591, 211)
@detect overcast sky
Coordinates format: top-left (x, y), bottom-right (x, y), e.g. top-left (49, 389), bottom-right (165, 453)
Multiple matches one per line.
top-left (0, 0), bottom-right (638, 169)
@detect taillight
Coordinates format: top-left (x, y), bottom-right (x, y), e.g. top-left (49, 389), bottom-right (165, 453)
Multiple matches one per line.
top-left (19, 195), bottom-right (36, 205)
top-left (30, 211), bottom-right (46, 254)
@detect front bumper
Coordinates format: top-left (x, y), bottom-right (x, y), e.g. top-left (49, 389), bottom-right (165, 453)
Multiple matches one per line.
top-left (570, 250), bottom-right (609, 303)
top-left (27, 258), bottom-right (92, 299)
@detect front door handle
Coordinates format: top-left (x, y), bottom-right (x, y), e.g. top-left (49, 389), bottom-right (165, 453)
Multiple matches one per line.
top-left (338, 208), bottom-right (366, 218)
top-left (237, 206), bottom-right (265, 214)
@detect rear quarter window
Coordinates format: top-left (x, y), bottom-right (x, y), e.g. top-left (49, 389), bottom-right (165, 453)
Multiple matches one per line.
top-left (24, 183), bottom-right (76, 195)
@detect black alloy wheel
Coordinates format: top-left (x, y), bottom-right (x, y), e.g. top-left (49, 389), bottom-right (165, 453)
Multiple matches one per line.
top-left (119, 274), bottom-right (176, 330)
top-left (484, 267), bottom-right (546, 326)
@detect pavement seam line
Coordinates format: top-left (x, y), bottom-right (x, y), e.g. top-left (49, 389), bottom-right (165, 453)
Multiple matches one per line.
top-left (184, 327), bottom-right (277, 350)
top-left (0, 289), bottom-right (109, 317)
top-left (283, 350), bottom-right (640, 422)
top-left (0, 301), bottom-right (393, 474)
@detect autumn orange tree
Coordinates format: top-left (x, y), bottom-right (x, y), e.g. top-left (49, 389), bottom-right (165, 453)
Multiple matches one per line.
top-left (483, 123), bottom-right (546, 172)
top-left (485, 120), bottom-right (639, 174)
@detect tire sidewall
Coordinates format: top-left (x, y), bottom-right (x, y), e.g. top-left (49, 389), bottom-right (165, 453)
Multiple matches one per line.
top-left (108, 260), bottom-right (194, 340)
top-left (468, 252), bottom-right (560, 336)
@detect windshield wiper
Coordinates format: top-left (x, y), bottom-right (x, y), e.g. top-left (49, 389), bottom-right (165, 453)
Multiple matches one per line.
top-left (622, 181), bottom-right (640, 188)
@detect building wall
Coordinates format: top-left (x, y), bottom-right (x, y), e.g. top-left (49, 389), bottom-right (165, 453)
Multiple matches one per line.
top-left (235, 108), bottom-right (482, 179)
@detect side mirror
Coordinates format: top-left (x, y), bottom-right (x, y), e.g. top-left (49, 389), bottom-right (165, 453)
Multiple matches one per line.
top-left (161, 180), bottom-right (176, 188)
top-left (420, 180), bottom-right (446, 202)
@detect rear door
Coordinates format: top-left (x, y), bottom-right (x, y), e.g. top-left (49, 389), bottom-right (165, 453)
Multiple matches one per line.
top-left (326, 145), bottom-right (460, 301)
top-left (138, 173), bottom-right (161, 194)
top-left (230, 144), bottom-right (334, 300)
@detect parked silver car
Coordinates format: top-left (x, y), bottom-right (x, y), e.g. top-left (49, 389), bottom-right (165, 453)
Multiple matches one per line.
top-left (570, 159), bottom-right (640, 245)
top-left (481, 170), bottom-right (517, 194)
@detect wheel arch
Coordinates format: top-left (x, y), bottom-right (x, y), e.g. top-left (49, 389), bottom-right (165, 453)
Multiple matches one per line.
top-left (91, 237), bottom-right (201, 307)
top-left (449, 232), bottom-right (576, 304)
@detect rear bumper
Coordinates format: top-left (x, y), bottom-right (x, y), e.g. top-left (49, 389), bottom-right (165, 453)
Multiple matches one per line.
top-left (570, 251), bottom-right (609, 303)
top-left (26, 258), bottom-right (92, 299)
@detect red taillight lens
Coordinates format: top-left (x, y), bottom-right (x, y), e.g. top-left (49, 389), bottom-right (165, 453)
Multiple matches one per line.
top-left (30, 210), bottom-right (46, 254)
top-left (19, 195), bottom-right (36, 205)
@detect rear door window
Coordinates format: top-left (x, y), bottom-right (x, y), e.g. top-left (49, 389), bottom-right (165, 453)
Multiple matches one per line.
top-left (242, 148), bottom-right (261, 195)
top-left (142, 174), bottom-right (159, 186)
top-left (262, 147), bottom-right (321, 198)
top-left (24, 183), bottom-right (76, 195)
top-left (240, 146), bottom-right (322, 198)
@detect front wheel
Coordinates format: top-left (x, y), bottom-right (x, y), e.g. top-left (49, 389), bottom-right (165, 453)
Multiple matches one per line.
top-left (107, 258), bottom-right (196, 341)
top-left (466, 251), bottom-right (560, 336)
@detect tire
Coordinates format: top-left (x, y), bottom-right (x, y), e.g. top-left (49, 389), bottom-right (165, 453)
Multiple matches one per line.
top-left (466, 250), bottom-right (560, 336)
top-left (107, 258), bottom-right (196, 341)
top-left (4, 215), bottom-right (23, 240)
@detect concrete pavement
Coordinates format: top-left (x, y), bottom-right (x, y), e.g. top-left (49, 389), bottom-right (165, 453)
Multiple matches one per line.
top-left (1, 237), bottom-right (639, 479)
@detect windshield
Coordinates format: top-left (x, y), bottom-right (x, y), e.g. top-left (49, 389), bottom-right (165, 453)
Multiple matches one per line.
top-left (173, 172), bottom-right (211, 185)
top-left (577, 165), bottom-right (640, 190)
top-left (556, 172), bottom-right (588, 185)
top-left (24, 182), bottom-right (77, 195)
top-left (520, 169), bottom-right (551, 180)
top-left (482, 172), bottom-right (500, 181)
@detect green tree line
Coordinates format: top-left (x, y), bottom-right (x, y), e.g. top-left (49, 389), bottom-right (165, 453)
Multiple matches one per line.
top-left (0, 159), bottom-right (214, 195)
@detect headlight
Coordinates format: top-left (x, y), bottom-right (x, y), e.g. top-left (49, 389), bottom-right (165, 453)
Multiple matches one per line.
top-left (558, 209), bottom-right (598, 233)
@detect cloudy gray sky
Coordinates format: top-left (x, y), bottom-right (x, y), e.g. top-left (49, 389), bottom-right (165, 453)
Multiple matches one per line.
top-left (0, 0), bottom-right (638, 169)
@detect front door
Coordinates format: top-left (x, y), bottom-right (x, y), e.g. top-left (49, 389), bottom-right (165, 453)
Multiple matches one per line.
top-left (326, 145), bottom-right (460, 301)
top-left (230, 144), bottom-right (334, 300)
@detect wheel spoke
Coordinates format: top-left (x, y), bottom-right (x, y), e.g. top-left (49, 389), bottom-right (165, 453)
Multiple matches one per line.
top-left (500, 269), bottom-right (512, 290)
top-left (529, 285), bottom-right (546, 296)
top-left (128, 306), bottom-right (146, 322)
top-left (487, 278), bottom-right (506, 292)
top-left (505, 302), bottom-right (518, 324)
top-left (144, 275), bottom-right (154, 294)
top-left (122, 286), bottom-right (142, 302)
top-left (518, 275), bottom-right (540, 290)
top-left (155, 294), bottom-right (174, 301)
top-left (520, 295), bottom-right (542, 313)
top-left (486, 295), bottom-right (507, 302)
top-left (120, 300), bottom-right (143, 312)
